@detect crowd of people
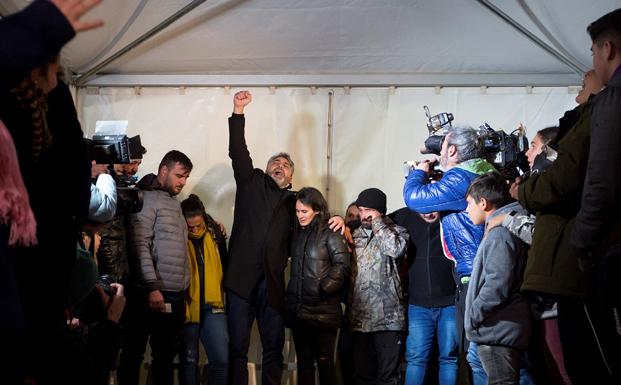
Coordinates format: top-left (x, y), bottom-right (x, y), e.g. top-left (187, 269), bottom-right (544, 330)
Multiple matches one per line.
top-left (1, 1), bottom-right (620, 385)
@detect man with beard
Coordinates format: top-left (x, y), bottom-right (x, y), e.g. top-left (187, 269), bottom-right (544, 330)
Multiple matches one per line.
top-left (403, 126), bottom-right (496, 384)
top-left (349, 188), bottom-right (409, 385)
top-left (225, 90), bottom-right (343, 385)
top-left (118, 150), bottom-right (193, 385)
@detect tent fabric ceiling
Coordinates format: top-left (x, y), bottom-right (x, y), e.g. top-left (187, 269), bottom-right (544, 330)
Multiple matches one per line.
top-left (4, 0), bottom-right (621, 86)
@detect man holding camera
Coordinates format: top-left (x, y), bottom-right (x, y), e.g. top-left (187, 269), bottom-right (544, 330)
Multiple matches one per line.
top-left (403, 126), bottom-right (495, 382)
top-left (118, 150), bottom-right (193, 385)
top-left (97, 155), bottom-right (145, 284)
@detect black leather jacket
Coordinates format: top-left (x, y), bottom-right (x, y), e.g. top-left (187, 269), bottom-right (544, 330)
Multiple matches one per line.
top-left (97, 215), bottom-right (130, 283)
top-left (285, 221), bottom-right (351, 329)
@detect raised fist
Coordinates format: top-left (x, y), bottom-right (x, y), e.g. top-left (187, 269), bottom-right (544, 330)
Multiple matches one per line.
top-left (233, 91), bottom-right (252, 114)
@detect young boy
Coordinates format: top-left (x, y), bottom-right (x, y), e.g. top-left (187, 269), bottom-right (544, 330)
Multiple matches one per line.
top-left (464, 173), bottom-right (531, 385)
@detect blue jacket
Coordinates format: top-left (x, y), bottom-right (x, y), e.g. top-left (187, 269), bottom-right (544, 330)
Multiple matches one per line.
top-left (403, 158), bottom-right (496, 277)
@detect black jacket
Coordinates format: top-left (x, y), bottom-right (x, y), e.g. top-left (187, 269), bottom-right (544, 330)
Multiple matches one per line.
top-left (223, 114), bottom-right (295, 311)
top-left (3, 81), bottom-right (91, 320)
top-left (285, 222), bottom-right (351, 329)
top-left (572, 71), bottom-right (621, 256)
top-left (391, 208), bottom-right (456, 308)
top-left (97, 215), bottom-right (130, 283)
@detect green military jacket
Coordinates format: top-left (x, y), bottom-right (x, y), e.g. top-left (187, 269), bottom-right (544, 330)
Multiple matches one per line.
top-left (518, 103), bottom-right (592, 299)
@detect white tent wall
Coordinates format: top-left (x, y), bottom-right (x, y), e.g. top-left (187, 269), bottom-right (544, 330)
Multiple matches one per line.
top-left (78, 85), bottom-right (577, 228)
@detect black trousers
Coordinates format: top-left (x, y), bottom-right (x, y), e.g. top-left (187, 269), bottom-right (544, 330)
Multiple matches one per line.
top-left (118, 289), bottom-right (186, 385)
top-left (291, 325), bottom-right (338, 385)
top-left (558, 255), bottom-right (621, 385)
top-left (351, 331), bottom-right (402, 385)
top-left (227, 280), bottom-right (285, 385)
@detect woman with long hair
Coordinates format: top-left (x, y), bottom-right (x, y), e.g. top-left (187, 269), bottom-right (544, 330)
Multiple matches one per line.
top-left (179, 194), bottom-right (229, 385)
top-left (285, 187), bottom-right (351, 385)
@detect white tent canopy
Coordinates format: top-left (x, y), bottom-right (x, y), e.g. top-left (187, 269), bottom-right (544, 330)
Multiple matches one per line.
top-left (3, 0), bottom-right (620, 86)
top-left (2, 0), bottom-right (618, 220)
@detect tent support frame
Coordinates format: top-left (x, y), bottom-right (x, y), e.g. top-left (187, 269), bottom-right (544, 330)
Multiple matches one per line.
top-left (74, 0), bottom-right (209, 87)
top-left (476, 0), bottom-right (586, 75)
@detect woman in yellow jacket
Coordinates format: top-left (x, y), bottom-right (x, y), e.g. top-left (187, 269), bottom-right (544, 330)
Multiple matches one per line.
top-left (180, 194), bottom-right (228, 385)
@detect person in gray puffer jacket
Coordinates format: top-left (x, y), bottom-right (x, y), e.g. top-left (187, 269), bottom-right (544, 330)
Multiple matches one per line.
top-left (118, 150), bottom-right (192, 385)
top-left (348, 188), bottom-right (408, 385)
top-left (464, 173), bottom-right (531, 385)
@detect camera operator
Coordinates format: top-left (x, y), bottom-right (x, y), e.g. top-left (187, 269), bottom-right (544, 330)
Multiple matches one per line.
top-left (90, 160), bottom-right (117, 224)
top-left (403, 125), bottom-right (496, 383)
top-left (97, 155), bottom-right (145, 284)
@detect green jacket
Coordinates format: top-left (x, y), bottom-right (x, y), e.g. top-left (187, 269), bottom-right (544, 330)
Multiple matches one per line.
top-left (518, 103), bottom-right (592, 299)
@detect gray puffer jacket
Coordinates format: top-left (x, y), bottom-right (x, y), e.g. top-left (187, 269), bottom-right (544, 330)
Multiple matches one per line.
top-left (130, 174), bottom-right (189, 292)
top-left (465, 202), bottom-right (531, 350)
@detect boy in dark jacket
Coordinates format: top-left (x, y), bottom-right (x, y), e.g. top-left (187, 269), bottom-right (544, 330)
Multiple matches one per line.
top-left (464, 173), bottom-right (531, 385)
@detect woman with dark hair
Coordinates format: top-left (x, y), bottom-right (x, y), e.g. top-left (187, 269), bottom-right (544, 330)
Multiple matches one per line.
top-left (524, 126), bottom-right (559, 172)
top-left (285, 187), bottom-right (351, 385)
top-left (179, 194), bottom-right (229, 385)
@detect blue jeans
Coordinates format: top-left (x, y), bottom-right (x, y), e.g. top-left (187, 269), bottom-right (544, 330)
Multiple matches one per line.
top-left (467, 342), bottom-right (487, 385)
top-left (227, 280), bottom-right (284, 385)
top-left (179, 305), bottom-right (229, 385)
top-left (405, 305), bottom-right (458, 385)
top-left (478, 344), bottom-right (519, 385)
top-left (468, 342), bottom-right (537, 385)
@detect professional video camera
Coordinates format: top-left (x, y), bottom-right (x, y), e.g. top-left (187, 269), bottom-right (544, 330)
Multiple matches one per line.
top-left (86, 134), bottom-right (145, 215)
top-left (88, 134), bottom-right (144, 165)
top-left (419, 106), bottom-right (530, 179)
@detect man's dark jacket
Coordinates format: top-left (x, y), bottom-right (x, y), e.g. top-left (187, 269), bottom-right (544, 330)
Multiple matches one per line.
top-left (572, 71), bottom-right (621, 258)
top-left (518, 101), bottom-right (593, 298)
top-left (224, 114), bottom-right (295, 311)
top-left (391, 208), bottom-right (456, 308)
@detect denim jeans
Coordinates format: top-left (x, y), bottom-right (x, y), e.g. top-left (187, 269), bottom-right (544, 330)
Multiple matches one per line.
top-left (405, 305), bottom-right (458, 385)
top-left (227, 280), bottom-right (284, 385)
top-left (468, 342), bottom-right (537, 385)
top-left (179, 305), bottom-right (229, 385)
top-left (478, 344), bottom-right (520, 385)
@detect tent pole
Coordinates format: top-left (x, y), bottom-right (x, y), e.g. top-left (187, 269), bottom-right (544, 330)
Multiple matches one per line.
top-left (475, 0), bottom-right (585, 75)
top-left (326, 90), bottom-right (334, 206)
top-left (74, 0), bottom-right (208, 87)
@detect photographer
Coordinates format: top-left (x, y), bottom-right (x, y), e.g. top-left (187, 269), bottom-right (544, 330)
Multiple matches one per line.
top-left (403, 125), bottom-right (496, 383)
top-left (97, 154), bottom-right (146, 284)
top-left (64, 241), bottom-right (126, 385)
top-left (89, 160), bottom-right (117, 223)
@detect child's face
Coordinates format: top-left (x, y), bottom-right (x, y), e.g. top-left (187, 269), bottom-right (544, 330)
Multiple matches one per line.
top-left (466, 195), bottom-right (486, 225)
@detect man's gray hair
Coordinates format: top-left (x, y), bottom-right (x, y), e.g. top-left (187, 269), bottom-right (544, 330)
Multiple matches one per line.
top-left (446, 126), bottom-right (484, 163)
top-left (266, 152), bottom-right (295, 174)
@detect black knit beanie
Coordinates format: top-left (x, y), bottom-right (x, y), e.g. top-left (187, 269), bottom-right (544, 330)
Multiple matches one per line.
top-left (355, 188), bottom-right (387, 215)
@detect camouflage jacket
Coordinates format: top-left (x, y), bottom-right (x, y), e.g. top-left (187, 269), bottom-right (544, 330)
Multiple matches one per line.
top-left (502, 211), bottom-right (535, 245)
top-left (348, 216), bottom-right (409, 332)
